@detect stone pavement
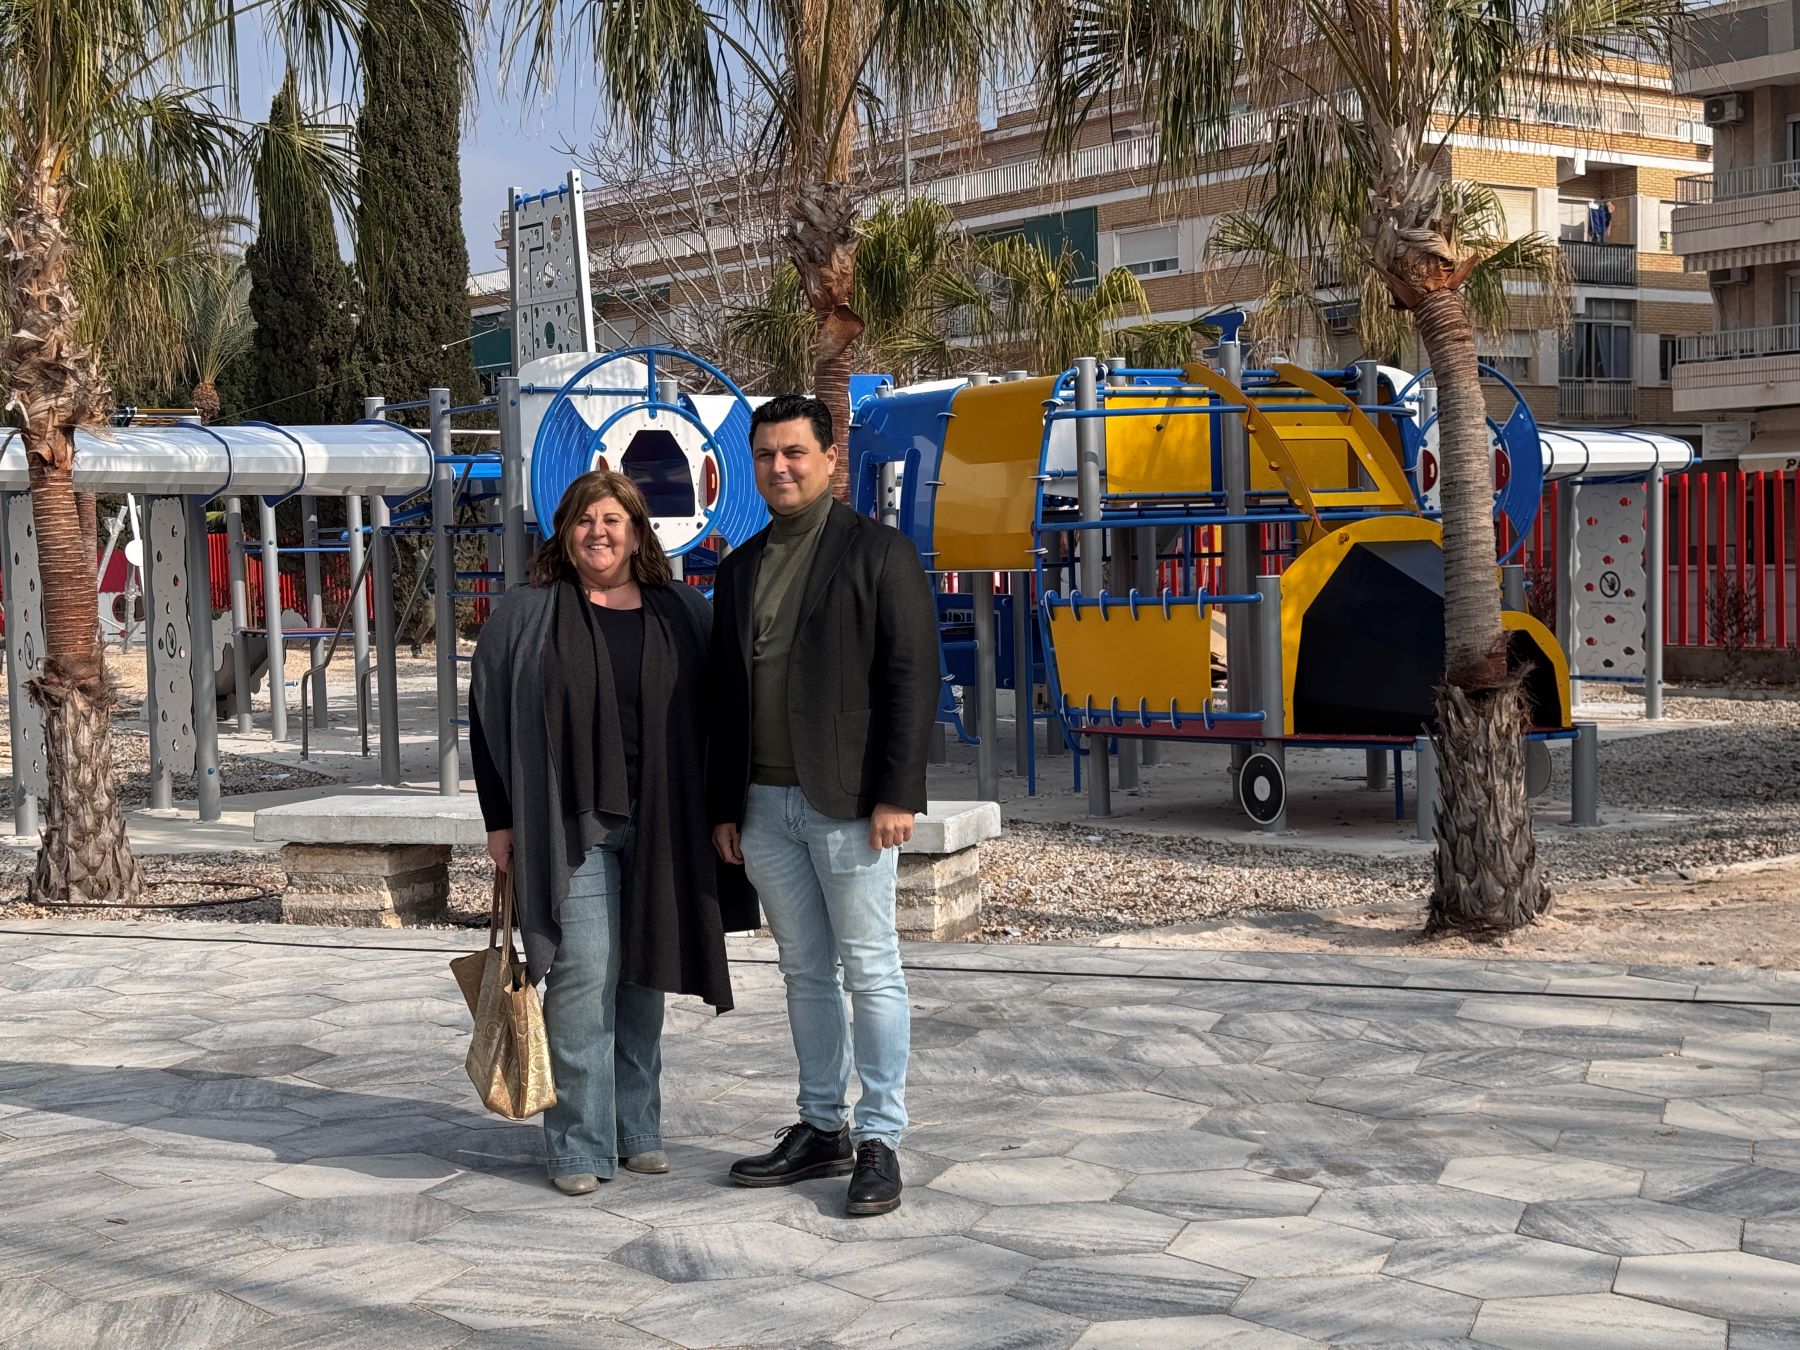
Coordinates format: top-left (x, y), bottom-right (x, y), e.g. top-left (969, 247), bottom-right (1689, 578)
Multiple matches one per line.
top-left (3, 921), bottom-right (1800, 1348)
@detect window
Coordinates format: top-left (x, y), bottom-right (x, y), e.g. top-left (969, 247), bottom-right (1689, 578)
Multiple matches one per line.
top-left (1558, 198), bottom-right (1588, 242)
top-left (1116, 224), bottom-right (1180, 278)
top-left (1486, 187), bottom-right (1535, 241)
top-left (1658, 201), bottom-right (1677, 253)
top-left (1560, 300), bottom-right (1634, 381)
top-left (1658, 335), bottom-right (1679, 382)
top-left (1478, 330), bottom-right (1534, 384)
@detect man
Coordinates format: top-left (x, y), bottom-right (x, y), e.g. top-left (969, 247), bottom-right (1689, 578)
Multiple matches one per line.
top-left (709, 393), bottom-right (939, 1216)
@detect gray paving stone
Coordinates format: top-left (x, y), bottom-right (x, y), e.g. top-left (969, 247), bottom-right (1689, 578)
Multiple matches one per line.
top-left (225, 1240), bottom-right (469, 1316)
top-left (418, 1259), bottom-right (667, 1331)
top-left (260, 1151), bottom-right (462, 1198)
top-left (613, 1219), bottom-right (835, 1281)
top-left (1553, 1123), bottom-right (1754, 1170)
top-left (832, 1294), bottom-right (1086, 1350)
top-left (1640, 1164), bottom-right (1800, 1219)
top-left (1010, 1252), bottom-right (1245, 1319)
top-left (1259, 1041), bottom-right (1423, 1079)
top-left (1615, 1250), bottom-right (1800, 1321)
top-left (902, 1121), bottom-right (1087, 1162)
top-left (623, 1275), bottom-right (870, 1347)
top-left (1068, 1004), bottom-right (1224, 1037)
top-left (929, 1156), bottom-right (1129, 1205)
top-left (1149, 1065), bottom-right (1321, 1106)
top-left (1068, 1129), bottom-right (1259, 1174)
top-left (1470, 1292), bottom-right (1726, 1349)
top-left (1418, 1048), bottom-right (1588, 1088)
top-left (1195, 1102), bottom-right (1376, 1145)
top-left (1518, 1026), bottom-right (1685, 1059)
top-left (0, 1276), bottom-right (77, 1342)
top-left (232, 1306), bottom-right (474, 1350)
top-left (1367, 1119), bottom-right (1556, 1157)
top-left (1120, 1031), bottom-right (1268, 1069)
top-left (1116, 1169), bottom-right (1322, 1222)
top-left (72, 1180), bottom-right (296, 1236)
top-left (1478, 1083), bottom-right (1667, 1132)
top-left (39, 1228), bottom-right (281, 1302)
top-left (1665, 1094), bottom-right (1800, 1140)
top-left (244, 1195), bottom-right (466, 1249)
top-left (1438, 1153), bottom-right (1642, 1202)
top-left (1248, 1141), bottom-right (1448, 1190)
top-left (422, 1166), bottom-right (576, 1212)
top-left (1383, 1233), bottom-right (1618, 1298)
top-left (456, 1321), bottom-right (670, 1349)
top-left (1070, 1316), bottom-right (1321, 1348)
top-left (1519, 1197), bottom-right (1742, 1256)
top-left (1228, 1273), bottom-right (1479, 1344)
top-left (1360, 1017), bottom-right (1524, 1051)
top-left (1309, 1184), bottom-right (1526, 1239)
top-left (970, 1201), bottom-right (1185, 1258)
top-left (1744, 1218), bottom-right (1800, 1264)
top-left (3, 1290), bottom-right (269, 1350)
top-left (1211, 1012), bottom-right (1367, 1044)
top-left (1030, 1089), bottom-right (1208, 1134)
top-left (1586, 1057), bottom-right (1762, 1098)
top-left (807, 1235), bottom-right (1035, 1299)
top-left (1167, 1215), bottom-right (1392, 1277)
top-left (1454, 996), bottom-right (1616, 1029)
top-left (1680, 1032), bottom-right (1800, 1069)
top-left (0, 1219), bottom-right (104, 1279)
top-left (1307, 1078), bottom-right (1486, 1119)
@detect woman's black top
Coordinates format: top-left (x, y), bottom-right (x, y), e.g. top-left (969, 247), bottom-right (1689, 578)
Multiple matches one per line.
top-left (470, 598), bottom-right (645, 832)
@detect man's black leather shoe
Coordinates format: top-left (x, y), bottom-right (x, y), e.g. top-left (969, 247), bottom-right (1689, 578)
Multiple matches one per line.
top-left (845, 1139), bottom-right (902, 1216)
top-left (729, 1122), bottom-right (853, 1187)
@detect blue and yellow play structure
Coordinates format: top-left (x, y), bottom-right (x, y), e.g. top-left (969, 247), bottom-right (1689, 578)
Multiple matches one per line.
top-left (850, 333), bottom-right (1580, 828)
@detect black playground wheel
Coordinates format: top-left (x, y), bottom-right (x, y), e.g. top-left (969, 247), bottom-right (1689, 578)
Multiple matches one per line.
top-left (1239, 751), bottom-right (1286, 825)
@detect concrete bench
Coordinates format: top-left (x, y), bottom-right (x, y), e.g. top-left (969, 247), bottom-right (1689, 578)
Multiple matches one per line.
top-left (253, 794), bottom-right (1002, 936)
top-left (253, 795), bottom-right (485, 926)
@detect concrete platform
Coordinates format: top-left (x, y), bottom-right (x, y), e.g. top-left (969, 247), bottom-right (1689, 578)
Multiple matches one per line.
top-left (0, 920), bottom-right (1795, 1348)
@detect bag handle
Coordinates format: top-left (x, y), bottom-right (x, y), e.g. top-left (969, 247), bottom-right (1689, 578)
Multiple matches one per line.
top-left (489, 870), bottom-right (516, 953)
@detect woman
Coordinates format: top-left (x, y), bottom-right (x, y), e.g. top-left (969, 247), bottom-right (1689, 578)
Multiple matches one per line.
top-left (469, 469), bottom-right (756, 1195)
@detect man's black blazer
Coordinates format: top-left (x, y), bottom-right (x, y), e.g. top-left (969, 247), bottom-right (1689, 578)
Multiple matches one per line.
top-left (707, 499), bottom-right (941, 824)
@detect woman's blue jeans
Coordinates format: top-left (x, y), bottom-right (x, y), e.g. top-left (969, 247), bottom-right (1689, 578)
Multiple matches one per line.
top-left (541, 823), bottom-right (665, 1179)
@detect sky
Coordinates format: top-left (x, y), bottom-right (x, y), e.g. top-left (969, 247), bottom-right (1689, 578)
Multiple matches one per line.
top-left (237, 17), bottom-right (605, 280)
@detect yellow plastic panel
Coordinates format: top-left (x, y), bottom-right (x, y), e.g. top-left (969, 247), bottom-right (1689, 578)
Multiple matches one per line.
top-left (1098, 385), bottom-right (1215, 495)
top-left (1503, 611), bottom-right (1572, 728)
top-left (1179, 363), bottom-right (1326, 527)
top-left (1047, 599), bottom-right (1217, 723)
top-left (933, 376), bottom-right (1059, 572)
top-left (1267, 363), bottom-right (1418, 513)
top-left (1277, 516), bottom-right (1444, 735)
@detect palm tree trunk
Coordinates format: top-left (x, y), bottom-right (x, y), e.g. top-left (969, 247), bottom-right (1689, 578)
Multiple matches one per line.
top-left (6, 150), bottom-right (143, 904)
top-left (785, 181), bottom-right (863, 499)
top-left (1412, 287), bottom-right (1548, 934)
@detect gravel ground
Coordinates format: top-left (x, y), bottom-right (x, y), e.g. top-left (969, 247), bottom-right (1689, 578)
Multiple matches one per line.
top-left (978, 686), bottom-right (1800, 942)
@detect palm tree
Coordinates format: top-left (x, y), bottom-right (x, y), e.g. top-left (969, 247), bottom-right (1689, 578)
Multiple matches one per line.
top-left (0, 1), bottom-right (460, 905)
top-left (181, 250), bottom-right (256, 424)
top-left (503, 0), bottom-right (1004, 473)
top-left (1026, 0), bottom-right (1674, 933)
top-left (978, 234), bottom-right (1152, 374)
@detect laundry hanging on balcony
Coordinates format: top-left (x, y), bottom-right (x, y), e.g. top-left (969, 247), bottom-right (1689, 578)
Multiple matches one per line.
top-left (1587, 200), bottom-right (1613, 243)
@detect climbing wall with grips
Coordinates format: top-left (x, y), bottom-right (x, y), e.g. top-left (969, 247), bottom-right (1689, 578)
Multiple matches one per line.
top-left (144, 496), bottom-right (196, 774)
top-left (3, 495), bottom-right (47, 796)
top-left (1568, 481), bottom-right (1647, 680)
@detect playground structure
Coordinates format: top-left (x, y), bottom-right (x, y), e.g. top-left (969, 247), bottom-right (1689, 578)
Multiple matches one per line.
top-left (851, 322), bottom-right (1694, 831)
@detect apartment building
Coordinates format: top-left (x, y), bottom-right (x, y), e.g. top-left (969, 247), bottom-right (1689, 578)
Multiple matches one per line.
top-left (472, 60), bottom-right (1713, 436)
top-left (1670, 0), bottom-right (1800, 465)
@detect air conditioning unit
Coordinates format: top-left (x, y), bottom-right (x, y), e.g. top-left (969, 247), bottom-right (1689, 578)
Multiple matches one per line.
top-left (1709, 266), bottom-right (1752, 286)
top-left (1323, 302), bottom-right (1359, 336)
top-left (1703, 93), bottom-right (1746, 126)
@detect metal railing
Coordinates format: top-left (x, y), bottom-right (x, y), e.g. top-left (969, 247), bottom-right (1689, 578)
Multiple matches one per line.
top-left (1560, 239), bottom-right (1637, 286)
top-left (1683, 158), bottom-right (1800, 204)
top-left (1678, 323), bottom-right (1800, 363)
top-left (1558, 378), bottom-right (1636, 422)
top-left (1677, 173), bottom-right (1714, 204)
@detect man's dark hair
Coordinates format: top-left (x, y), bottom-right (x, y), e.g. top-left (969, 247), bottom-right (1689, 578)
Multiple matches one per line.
top-left (750, 393), bottom-right (834, 449)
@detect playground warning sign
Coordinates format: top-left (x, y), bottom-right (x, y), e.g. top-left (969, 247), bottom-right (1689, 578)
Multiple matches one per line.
top-left (1567, 482), bottom-right (1647, 680)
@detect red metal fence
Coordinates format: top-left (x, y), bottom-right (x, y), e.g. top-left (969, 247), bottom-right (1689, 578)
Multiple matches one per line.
top-left (205, 534), bottom-right (361, 626)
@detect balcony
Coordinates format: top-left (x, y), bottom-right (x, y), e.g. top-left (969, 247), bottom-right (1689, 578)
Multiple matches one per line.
top-left (1673, 324), bottom-right (1800, 413)
top-left (1558, 379), bottom-right (1636, 423)
top-left (1560, 240), bottom-right (1638, 287)
top-left (1676, 0), bottom-right (1800, 97)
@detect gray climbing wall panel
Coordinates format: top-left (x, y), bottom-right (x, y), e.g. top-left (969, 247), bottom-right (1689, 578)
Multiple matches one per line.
top-left (146, 496), bottom-right (196, 774)
top-left (3, 494), bottom-right (47, 796)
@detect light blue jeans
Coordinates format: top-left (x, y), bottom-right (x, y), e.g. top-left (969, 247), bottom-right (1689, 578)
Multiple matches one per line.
top-left (739, 784), bottom-right (910, 1149)
top-left (541, 823), bottom-right (665, 1179)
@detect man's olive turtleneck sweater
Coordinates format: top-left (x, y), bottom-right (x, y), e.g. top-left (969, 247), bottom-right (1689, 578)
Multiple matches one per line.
top-left (749, 488), bottom-right (834, 786)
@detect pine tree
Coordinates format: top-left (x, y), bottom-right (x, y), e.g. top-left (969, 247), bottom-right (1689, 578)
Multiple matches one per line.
top-left (354, 1), bottom-right (482, 407)
top-left (245, 77), bottom-right (360, 424)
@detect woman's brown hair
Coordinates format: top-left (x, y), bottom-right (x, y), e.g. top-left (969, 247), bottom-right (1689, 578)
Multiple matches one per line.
top-left (527, 469), bottom-right (673, 589)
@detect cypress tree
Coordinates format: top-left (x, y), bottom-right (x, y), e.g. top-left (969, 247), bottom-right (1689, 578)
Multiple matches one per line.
top-left (353, 2), bottom-right (482, 407)
top-left (245, 77), bottom-right (360, 424)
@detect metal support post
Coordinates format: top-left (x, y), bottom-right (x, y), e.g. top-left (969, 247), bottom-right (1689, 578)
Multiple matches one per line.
top-left (1501, 563), bottom-right (1525, 612)
top-left (1011, 571), bottom-right (1031, 779)
top-left (1556, 482), bottom-right (1582, 709)
top-left (498, 375), bottom-right (528, 586)
top-left (302, 495), bottom-right (326, 726)
top-left (1645, 466), bottom-right (1665, 721)
top-left (225, 497), bottom-right (253, 733)
top-left (365, 396), bottom-right (402, 785)
top-left (184, 497), bottom-right (221, 822)
top-left (258, 496), bottom-right (287, 741)
top-left (1074, 356), bottom-right (1110, 817)
top-left (1571, 721), bottom-right (1600, 826)
top-left (346, 494), bottom-right (371, 740)
top-left (1365, 750), bottom-right (1389, 792)
top-left (973, 575), bottom-right (999, 800)
top-left (1134, 527), bottom-right (1160, 767)
top-left (874, 385), bottom-right (900, 529)
top-left (430, 387), bottom-right (459, 795)
top-left (0, 495), bottom-right (37, 838)
top-left (1256, 574), bottom-right (1288, 832)
top-left (142, 499), bottom-right (172, 811)
top-left (1220, 341), bottom-right (1254, 775)
top-left (1414, 735), bottom-right (1437, 843)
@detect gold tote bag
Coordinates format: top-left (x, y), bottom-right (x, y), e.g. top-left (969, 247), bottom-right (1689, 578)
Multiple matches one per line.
top-left (451, 871), bottom-right (557, 1120)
